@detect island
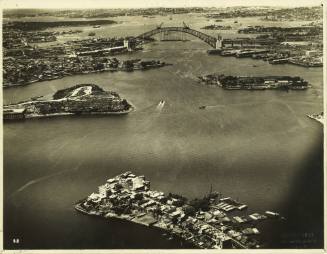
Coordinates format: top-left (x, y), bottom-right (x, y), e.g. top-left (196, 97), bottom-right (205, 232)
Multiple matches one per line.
top-left (307, 112), bottom-right (324, 125)
top-left (198, 74), bottom-right (309, 90)
top-left (3, 84), bottom-right (133, 120)
top-left (75, 171), bottom-right (284, 249)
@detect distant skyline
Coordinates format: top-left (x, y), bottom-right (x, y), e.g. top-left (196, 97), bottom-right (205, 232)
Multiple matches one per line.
top-left (2, 0), bottom-right (323, 9)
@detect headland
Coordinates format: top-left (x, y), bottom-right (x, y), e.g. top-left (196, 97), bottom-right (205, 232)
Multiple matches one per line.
top-left (3, 84), bottom-right (133, 120)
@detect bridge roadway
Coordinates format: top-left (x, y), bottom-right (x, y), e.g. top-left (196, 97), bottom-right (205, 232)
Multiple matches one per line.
top-left (137, 26), bottom-right (218, 48)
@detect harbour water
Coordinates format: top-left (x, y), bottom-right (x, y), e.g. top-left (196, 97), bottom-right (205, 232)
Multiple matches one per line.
top-left (3, 14), bottom-right (324, 249)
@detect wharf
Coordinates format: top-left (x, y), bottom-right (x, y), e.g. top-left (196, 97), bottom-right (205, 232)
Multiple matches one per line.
top-left (75, 171), bottom-right (283, 249)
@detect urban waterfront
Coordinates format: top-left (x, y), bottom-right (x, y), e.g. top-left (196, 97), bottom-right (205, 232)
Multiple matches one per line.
top-left (3, 8), bottom-right (324, 249)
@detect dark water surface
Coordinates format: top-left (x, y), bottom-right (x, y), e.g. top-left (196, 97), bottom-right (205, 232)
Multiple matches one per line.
top-left (3, 15), bottom-right (324, 249)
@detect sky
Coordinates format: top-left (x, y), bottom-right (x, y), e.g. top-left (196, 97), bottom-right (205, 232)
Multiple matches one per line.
top-left (1, 0), bottom-right (324, 9)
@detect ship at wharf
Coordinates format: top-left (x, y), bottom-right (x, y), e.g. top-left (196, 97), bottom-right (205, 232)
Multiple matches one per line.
top-left (75, 172), bottom-right (284, 249)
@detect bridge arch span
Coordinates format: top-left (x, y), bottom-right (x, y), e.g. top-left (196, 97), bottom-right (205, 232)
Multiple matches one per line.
top-left (137, 27), bottom-right (218, 48)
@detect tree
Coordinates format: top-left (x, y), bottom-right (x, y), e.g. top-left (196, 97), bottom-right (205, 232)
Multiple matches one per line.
top-left (189, 197), bottom-right (210, 212)
top-left (183, 205), bottom-right (196, 217)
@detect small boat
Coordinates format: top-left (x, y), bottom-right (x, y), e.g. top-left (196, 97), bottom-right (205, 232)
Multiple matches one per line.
top-left (199, 106), bottom-right (206, 110)
top-left (265, 211), bottom-right (282, 219)
top-left (93, 25), bottom-right (101, 28)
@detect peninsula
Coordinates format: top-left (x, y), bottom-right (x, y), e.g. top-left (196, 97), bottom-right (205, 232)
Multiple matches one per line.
top-left (3, 84), bottom-right (133, 120)
top-left (3, 57), bottom-right (168, 88)
top-left (198, 74), bottom-right (309, 90)
top-left (75, 172), bottom-right (284, 249)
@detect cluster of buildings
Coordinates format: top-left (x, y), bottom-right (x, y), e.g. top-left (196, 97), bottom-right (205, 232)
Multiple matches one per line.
top-left (6, 7), bottom-right (321, 21)
top-left (209, 39), bottom-right (323, 67)
top-left (65, 37), bottom-right (141, 56)
top-left (215, 23), bottom-right (323, 67)
top-left (238, 25), bottom-right (322, 40)
top-left (204, 6), bottom-right (322, 21)
top-left (32, 8), bottom-right (209, 19)
top-left (199, 74), bottom-right (309, 90)
top-left (260, 6), bottom-right (322, 21)
top-left (76, 172), bottom-right (282, 249)
top-left (4, 20), bottom-right (117, 31)
top-left (3, 29), bottom-right (57, 47)
top-left (3, 28), bottom-right (82, 46)
top-left (201, 25), bottom-right (232, 30)
top-left (204, 7), bottom-right (274, 19)
top-left (3, 30), bottom-right (166, 88)
top-left (4, 53), bottom-right (166, 87)
top-left (3, 20), bottom-right (151, 88)
top-left (203, 7), bottom-right (322, 68)
top-left (13, 30), bottom-right (80, 43)
top-left (3, 108), bottom-right (27, 120)
top-left (214, 39), bottom-right (322, 66)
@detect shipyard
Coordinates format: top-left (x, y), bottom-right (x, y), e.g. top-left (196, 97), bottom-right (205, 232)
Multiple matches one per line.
top-left (75, 172), bottom-right (284, 249)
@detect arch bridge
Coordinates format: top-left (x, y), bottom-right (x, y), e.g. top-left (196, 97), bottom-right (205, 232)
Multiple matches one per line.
top-left (136, 24), bottom-right (272, 49)
top-left (137, 25), bottom-right (218, 48)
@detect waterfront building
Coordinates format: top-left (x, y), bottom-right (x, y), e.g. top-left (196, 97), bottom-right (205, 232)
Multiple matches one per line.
top-left (3, 108), bottom-right (26, 120)
top-left (123, 39), bottom-right (131, 51)
top-left (216, 35), bottom-right (223, 49)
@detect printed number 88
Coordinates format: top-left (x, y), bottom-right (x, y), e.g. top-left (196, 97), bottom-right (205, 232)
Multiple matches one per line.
top-left (13, 238), bottom-right (20, 244)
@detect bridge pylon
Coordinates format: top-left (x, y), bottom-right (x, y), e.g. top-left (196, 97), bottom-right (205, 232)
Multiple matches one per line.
top-left (215, 34), bottom-right (223, 49)
top-left (182, 22), bottom-right (190, 29)
top-left (157, 22), bottom-right (164, 29)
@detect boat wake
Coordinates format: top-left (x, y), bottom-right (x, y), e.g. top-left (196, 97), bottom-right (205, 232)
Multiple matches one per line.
top-left (10, 162), bottom-right (82, 198)
top-left (156, 100), bottom-right (165, 112)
